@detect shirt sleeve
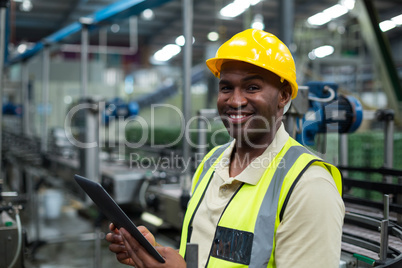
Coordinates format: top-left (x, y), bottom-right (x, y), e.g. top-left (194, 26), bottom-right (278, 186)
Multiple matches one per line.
top-left (275, 165), bottom-right (345, 268)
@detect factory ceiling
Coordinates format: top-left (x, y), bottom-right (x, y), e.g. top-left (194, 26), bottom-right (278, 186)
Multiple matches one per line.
top-left (5, 0), bottom-right (402, 67)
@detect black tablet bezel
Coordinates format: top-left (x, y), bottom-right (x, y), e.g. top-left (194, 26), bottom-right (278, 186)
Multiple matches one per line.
top-left (74, 174), bottom-right (165, 263)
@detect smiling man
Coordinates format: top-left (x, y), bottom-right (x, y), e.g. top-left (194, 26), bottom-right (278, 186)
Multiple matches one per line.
top-left (216, 60), bottom-right (290, 175)
top-left (106, 29), bottom-right (345, 268)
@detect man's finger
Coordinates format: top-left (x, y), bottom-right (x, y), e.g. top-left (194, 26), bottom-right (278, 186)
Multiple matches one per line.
top-left (106, 232), bottom-right (124, 244)
top-left (109, 242), bottom-right (126, 253)
top-left (120, 228), bottom-right (143, 267)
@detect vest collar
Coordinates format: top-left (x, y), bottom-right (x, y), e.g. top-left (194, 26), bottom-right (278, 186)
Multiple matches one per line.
top-left (214, 123), bottom-right (290, 186)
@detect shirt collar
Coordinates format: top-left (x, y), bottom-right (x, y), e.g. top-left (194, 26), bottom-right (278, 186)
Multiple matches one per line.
top-left (215, 123), bottom-right (289, 185)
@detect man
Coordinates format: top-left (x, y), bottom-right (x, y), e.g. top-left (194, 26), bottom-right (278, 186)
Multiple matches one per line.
top-left (106, 29), bottom-right (344, 268)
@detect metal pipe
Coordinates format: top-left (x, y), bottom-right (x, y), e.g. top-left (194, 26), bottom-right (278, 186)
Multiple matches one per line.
top-left (279, 0), bottom-right (294, 47)
top-left (384, 116), bottom-right (394, 183)
top-left (181, 0), bottom-right (193, 193)
top-left (99, 28), bottom-right (107, 64)
top-left (60, 42), bottom-right (139, 55)
top-left (384, 194), bottom-right (390, 220)
top-left (27, 172), bottom-right (41, 242)
top-left (398, 177), bottom-right (402, 225)
top-left (81, 25), bottom-right (89, 97)
top-left (84, 102), bottom-right (100, 184)
top-left (197, 109), bottom-right (218, 161)
top-left (129, 16), bottom-right (138, 54)
top-left (339, 134), bottom-right (348, 177)
top-left (380, 194), bottom-right (390, 262)
top-left (41, 46), bottom-right (50, 153)
top-left (21, 61), bottom-right (30, 136)
top-left (379, 219), bottom-right (389, 262)
top-left (197, 114), bottom-right (207, 160)
top-left (94, 227), bottom-right (102, 268)
top-left (65, 16), bottom-right (138, 57)
top-left (0, 1), bottom-right (9, 180)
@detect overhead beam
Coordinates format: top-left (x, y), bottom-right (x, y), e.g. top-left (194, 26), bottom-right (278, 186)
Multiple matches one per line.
top-left (6, 0), bottom-right (173, 65)
top-left (56, 0), bottom-right (85, 29)
top-left (354, 0), bottom-right (402, 120)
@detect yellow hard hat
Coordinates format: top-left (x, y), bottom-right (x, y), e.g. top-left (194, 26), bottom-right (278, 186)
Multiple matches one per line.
top-left (206, 29), bottom-right (298, 99)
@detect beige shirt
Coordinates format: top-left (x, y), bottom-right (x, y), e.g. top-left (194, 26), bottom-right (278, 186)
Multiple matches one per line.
top-left (190, 123), bottom-right (345, 268)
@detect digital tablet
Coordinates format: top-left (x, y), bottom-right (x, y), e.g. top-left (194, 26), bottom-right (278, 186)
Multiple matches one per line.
top-left (74, 174), bottom-right (165, 263)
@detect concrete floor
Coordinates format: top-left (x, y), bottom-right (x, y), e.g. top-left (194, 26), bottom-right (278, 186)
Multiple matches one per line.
top-left (18, 189), bottom-right (177, 268)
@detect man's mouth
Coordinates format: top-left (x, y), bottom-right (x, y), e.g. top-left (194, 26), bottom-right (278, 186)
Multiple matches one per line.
top-left (229, 114), bottom-right (247, 119)
top-left (225, 113), bottom-right (253, 124)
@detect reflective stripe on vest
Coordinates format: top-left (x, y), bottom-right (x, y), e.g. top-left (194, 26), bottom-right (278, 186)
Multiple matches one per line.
top-left (249, 145), bottom-right (314, 267)
top-left (194, 142), bottom-right (231, 193)
top-left (179, 142), bottom-right (232, 256)
top-left (179, 138), bottom-right (342, 268)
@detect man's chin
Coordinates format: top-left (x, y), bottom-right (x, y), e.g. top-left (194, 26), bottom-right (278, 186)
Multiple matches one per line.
top-left (226, 129), bottom-right (273, 148)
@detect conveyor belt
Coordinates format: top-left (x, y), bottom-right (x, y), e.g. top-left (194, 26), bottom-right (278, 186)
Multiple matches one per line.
top-left (342, 202), bottom-right (402, 267)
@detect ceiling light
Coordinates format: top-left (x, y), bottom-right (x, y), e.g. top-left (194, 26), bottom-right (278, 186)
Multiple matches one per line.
top-left (308, 51), bottom-right (316, 60)
top-left (207, 31), bottom-right (219, 42)
top-left (379, 20), bottom-right (396, 32)
top-left (311, 45), bottom-right (334, 58)
top-left (307, 13), bottom-right (331, 26)
top-left (64, 96), bottom-right (73, 105)
top-left (175, 35), bottom-right (195, 46)
top-left (307, 1), bottom-right (353, 26)
top-left (111, 24), bottom-right (120, 33)
top-left (141, 9), bottom-right (155, 21)
top-left (251, 14), bottom-right (264, 30)
top-left (250, 0), bottom-right (262, 5)
top-left (340, 0), bottom-right (355, 10)
top-left (153, 44), bottom-right (181, 62)
top-left (17, 43), bottom-right (27, 54)
top-left (20, 0), bottom-right (33, 12)
top-left (323, 4), bottom-right (348, 19)
top-left (391, 14), bottom-right (402, 25)
top-left (220, 0), bottom-right (251, 18)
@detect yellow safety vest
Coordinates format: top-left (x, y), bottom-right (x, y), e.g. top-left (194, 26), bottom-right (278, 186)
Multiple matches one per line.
top-left (179, 137), bottom-right (342, 268)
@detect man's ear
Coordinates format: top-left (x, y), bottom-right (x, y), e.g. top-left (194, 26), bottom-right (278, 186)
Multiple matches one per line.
top-left (278, 82), bottom-right (292, 108)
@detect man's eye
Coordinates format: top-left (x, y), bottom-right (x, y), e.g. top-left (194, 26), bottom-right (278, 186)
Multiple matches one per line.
top-left (220, 86), bottom-right (232, 92)
top-left (248, 85), bottom-right (259, 91)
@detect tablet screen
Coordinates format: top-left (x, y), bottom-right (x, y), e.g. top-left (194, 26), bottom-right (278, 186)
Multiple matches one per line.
top-left (74, 174), bottom-right (165, 263)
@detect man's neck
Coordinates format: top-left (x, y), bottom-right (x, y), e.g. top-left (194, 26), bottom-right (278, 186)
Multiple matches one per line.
top-left (229, 124), bottom-right (280, 177)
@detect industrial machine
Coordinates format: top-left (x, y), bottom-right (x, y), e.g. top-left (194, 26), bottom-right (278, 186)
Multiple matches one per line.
top-left (0, 183), bottom-right (25, 268)
top-left (295, 81), bottom-right (363, 146)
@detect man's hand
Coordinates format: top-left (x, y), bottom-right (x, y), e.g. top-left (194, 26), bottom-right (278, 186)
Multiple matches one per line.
top-left (106, 223), bottom-right (136, 266)
top-left (106, 223), bottom-right (186, 267)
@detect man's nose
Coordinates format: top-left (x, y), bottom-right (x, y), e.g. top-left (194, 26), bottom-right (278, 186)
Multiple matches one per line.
top-left (228, 89), bottom-right (247, 108)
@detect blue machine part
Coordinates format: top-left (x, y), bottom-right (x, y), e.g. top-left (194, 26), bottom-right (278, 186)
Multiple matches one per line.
top-left (2, 102), bottom-right (22, 116)
top-left (344, 95), bottom-right (363, 133)
top-left (102, 66), bottom-right (205, 126)
top-left (296, 81), bottom-right (363, 146)
top-left (102, 98), bottom-right (139, 126)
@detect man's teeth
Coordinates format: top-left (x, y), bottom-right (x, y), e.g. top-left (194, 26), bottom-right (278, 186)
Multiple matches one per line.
top-left (230, 115), bottom-right (246, 119)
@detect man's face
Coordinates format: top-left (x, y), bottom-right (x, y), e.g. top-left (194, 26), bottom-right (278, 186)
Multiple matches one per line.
top-left (217, 60), bottom-right (290, 148)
